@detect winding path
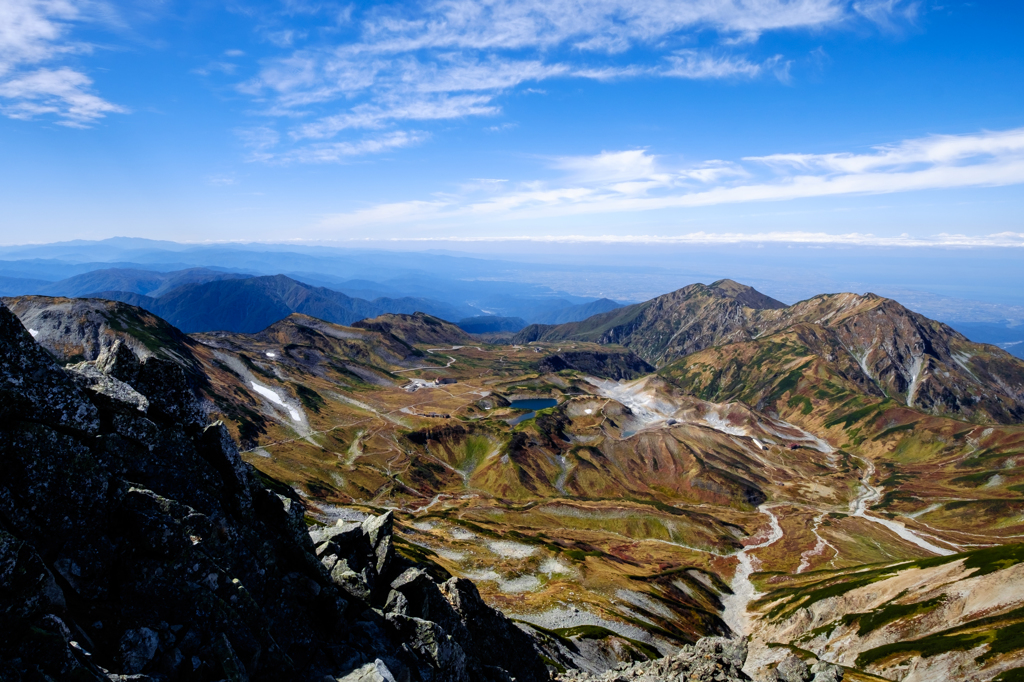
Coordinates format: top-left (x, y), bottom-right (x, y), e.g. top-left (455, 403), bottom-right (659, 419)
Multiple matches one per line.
top-left (847, 454), bottom-right (955, 556)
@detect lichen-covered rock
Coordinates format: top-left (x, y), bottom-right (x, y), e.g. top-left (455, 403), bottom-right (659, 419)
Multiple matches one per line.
top-left (0, 301), bottom-right (550, 682)
top-left (556, 637), bottom-right (843, 682)
top-left (0, 300), bottom-right (99, 433)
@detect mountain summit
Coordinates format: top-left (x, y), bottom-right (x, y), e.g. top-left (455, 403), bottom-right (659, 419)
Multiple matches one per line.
top-left (515, 280), bottom-right (1024, 423)
top-left (513, 279), bottom-right (786, 366)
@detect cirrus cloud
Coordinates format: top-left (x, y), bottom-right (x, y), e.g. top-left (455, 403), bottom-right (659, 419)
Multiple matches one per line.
top-left (317, 126), bottom-right (1024, 235)
top-left (238, 0), bottom-right (916, 162)
top-left (0, 0), bottom-right (125, 127)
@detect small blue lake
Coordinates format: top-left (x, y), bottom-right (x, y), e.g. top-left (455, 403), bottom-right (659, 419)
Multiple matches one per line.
top-left (509, 398), bottom-right (557, 410)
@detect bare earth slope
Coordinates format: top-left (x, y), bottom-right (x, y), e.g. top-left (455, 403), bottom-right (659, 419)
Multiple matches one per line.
top-left (354, 311), bottom-right (474, 346)
top-left (747, 543), bottom-right (1024, 682)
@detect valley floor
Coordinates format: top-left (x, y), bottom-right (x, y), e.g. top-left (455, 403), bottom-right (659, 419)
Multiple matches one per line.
top-left (196, 337), bottom-right (1024, 680)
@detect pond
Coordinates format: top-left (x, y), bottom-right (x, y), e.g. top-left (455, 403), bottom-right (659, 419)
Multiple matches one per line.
top-left (509, 398), bottom-right (558, 410)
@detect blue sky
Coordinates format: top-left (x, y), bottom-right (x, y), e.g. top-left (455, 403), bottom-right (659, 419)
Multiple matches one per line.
top-left (1, 0), bottom-right (1023, 247)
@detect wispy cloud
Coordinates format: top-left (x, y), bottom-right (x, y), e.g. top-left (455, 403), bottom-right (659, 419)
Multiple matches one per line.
top-left (206, 173), bottom-right (238, 186)
top-left (292, 93), bottom-right (498, 140)
top-left (319, 127), bottom-right (1024, 230)
top-left (237, 0), bottom-right (915, 162)
top-left (238, 126), bottom-right (425, 163)
top-left (347, 231), bottom-right (1024, 248)
top-left (0, 0), bottom-right (125, 126)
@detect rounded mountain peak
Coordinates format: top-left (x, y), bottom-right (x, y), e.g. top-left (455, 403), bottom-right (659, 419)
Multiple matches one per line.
top-left (707, 279), bottom-right (787, 310)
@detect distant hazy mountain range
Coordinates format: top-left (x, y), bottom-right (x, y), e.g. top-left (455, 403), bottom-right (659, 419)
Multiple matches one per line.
top-left (0, 252), bottom-right (630, 330)
top-left (0, 238), bottom-right (632, 325)
top-left (1, 237), bottom-right (1021, 357)
top-left (457, 316), bottom-right (528, 334)
top-left (88, 274), bottom-right (474, 333)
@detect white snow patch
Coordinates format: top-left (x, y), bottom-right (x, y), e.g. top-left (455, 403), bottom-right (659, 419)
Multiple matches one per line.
top-left (615, 589), bottom-right (675, 619)
top-left (702, 412), bottom-right (749, 437)
top-left (28, 329), bottom-right (39, 338)
top-left (431, 546), bottom-right (467, 562)
top-left (985, 474), bottom-right (1005, 488)
top-left (499, 575), bottom-right (541, 593)
top-left (448, 527), bottom-right (476, 541)
top-left (587, 377), bottom-right (676, 429)
top-left (584, 409), bottom-right (593, 414)
top-left (265, 351), bottom-right (276, 358)
top-left (672, 579), bottom-right (695, 598)
top-left (464, 569), bottom-right (540, 594)
top-left (513, 607), bottom-right (662, 650)
top-left (907, 503), bottom-right (942, 519)
top-left (906, 355), bottom-right (924, 407)
top-left (539, 558), bottom-right (574, 576)
top-left (487, 540), bottom-right (537, 559)
top-left (250, 381), bottom-right (302, 422)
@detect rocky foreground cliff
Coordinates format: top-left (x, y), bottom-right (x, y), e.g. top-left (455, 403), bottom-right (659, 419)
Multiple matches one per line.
top-left (0, 300), bottom-right (550, 681)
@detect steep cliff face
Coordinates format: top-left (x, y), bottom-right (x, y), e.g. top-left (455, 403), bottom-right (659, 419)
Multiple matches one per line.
top-left (0, 301), bottom-right (549, 682)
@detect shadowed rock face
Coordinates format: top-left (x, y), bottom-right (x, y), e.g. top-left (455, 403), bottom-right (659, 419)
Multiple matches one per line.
top-left (353, 312), bottom-right (472, 347)
top-left (0, 301), bottom-right (549, 682)
top-left (538, 350), bottom-right (654, 381)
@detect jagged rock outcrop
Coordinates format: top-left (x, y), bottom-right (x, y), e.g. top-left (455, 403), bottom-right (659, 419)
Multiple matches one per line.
top-left (555, 639), bottom-right (842, 682)
top-left (0, 301), bottom-right (549, 681)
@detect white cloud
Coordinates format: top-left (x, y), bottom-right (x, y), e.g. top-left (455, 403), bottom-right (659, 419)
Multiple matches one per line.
top-left (0, 66), bottom-right (126, 127)
top-left (206, 174), bottom-right (238, 186)
top-left (239, 0), bottom-right (913, 162)
top-left (293, 94), bottom-right (498, 139)
top-left (319, 127), bottom-right (1024, 229)
top-left (351, 0), bottom-right (855, 54)
top-left (662, 50), bottom-right (767, 79)
top-left (0, 0), bottom-right (124, 126)
top-left (347, 231), bottom-right (1024, 248)
top-left (242, 129), bottom-right (427, 164)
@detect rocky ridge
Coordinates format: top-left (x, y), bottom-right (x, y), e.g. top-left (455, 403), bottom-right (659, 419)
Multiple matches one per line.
top-left (555, 638), bottom-right (842, 682)
top-left (514, 281), bottom-right (1024, 423)
top-left (0, 300), bottom-right (549, 681)
top-left (353, 312), bottom-right (473, 346)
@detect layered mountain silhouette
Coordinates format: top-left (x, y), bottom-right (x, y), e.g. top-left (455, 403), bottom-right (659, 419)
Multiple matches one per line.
top-left (457, 315), bottom-right (527, 334)
top-left (87, 274), bottom-right (470, 333)
top-left (532, 297), bottom-right (623, 325)
top-left (37, 266), bottom-right (251, 298)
